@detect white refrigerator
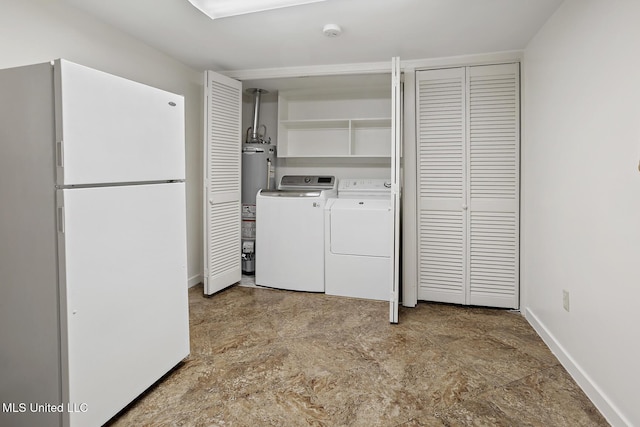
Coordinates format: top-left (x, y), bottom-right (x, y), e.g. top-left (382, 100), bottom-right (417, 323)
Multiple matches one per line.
top-left (0, 60), bottom-right (190, 427)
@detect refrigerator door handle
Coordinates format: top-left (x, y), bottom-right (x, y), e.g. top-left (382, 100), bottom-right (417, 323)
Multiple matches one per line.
top-left (56, 140), bottom-right (64, 168)
top-left (57, 206), bottom-right (65, 233)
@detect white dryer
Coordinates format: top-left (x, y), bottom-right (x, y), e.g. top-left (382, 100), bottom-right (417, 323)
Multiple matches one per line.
top-left (256, 175), bottom-right (337, 292)
top-left (324, 179), bottom-right (392, 301)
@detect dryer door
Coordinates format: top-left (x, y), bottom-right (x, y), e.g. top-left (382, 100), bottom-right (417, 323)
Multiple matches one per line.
top-left (329, 199), bottom-right (391, 257)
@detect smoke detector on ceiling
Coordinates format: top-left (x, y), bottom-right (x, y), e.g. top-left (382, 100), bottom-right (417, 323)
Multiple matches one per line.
top-left (323, 24), bottom-right (342, 38)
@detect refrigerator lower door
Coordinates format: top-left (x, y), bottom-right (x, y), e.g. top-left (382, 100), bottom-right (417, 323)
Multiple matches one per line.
top-left (58, 183), bottom-right (189, 427)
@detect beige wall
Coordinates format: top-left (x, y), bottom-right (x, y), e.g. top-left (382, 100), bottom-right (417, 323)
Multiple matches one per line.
top-left (0, 0), bottom-right (204, 285)
top-left (522, 0), bottom-right (640, 425)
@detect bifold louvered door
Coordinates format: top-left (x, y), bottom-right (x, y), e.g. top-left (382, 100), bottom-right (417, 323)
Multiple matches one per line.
top-left (416, 63), bottom-right (519, 309)
top-left (467, 64), bottom-right (519, 308)
top-left (204, 71), bottom-right (242, 295)
top-left (416, 67), bottom-right (467, 305)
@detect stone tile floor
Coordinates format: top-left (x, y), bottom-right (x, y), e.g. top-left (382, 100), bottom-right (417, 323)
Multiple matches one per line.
top-left (108, 285), bottom-right (608, 426)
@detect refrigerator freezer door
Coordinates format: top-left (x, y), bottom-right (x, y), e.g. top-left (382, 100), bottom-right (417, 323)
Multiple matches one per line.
top-left (58, 183), bottom-right (189, 427)
top-left (54, 59), bottom-right (185, 186)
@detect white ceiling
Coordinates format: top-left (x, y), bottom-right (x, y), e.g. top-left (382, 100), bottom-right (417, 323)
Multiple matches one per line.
top-left (60, 0), bottom-right (564, 72)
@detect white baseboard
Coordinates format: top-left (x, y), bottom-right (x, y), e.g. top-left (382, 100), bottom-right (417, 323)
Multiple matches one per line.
top-left (524, 308), bottom-right (630, 427)
top-left (188, 274), bottom-right (202, 288)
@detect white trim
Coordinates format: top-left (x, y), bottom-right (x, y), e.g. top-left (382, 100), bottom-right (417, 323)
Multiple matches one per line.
top-left (519, 59), bottom-right (529, 311)
top-left (524, 308), bottom-right (630, 427)
top-left (221, 61), bottom-right (391, 81)
top-left (389, 56), bottom-right (401, 323)
top-left (404, 50), bottom-right (523, 70)
top-left (188, 274), bottom-right (202, 288)
top-left (221, 51), bottom-right (523, 82)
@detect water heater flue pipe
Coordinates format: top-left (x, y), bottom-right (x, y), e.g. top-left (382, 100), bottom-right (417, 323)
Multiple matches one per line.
top-left (246, 88), bottom-right (269, 143)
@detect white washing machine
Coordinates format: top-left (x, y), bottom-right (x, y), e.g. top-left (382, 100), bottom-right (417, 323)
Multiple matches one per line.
top-left (324, 179), bottom-right (392, 301)
top-left (256, 175), bottom-right (337, 292)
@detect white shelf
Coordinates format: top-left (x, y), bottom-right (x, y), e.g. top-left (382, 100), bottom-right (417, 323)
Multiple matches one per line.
top-left (280, 119), bottom-right (349, 129)
top-left (277, 87), bottom-right (391, 158)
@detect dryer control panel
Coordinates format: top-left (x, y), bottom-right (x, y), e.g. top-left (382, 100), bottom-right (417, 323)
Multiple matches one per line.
top-left (338, 178), bottom-right (391, 198)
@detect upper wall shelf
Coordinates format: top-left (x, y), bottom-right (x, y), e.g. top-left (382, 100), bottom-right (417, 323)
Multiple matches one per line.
top-left (277, 85), bottom-right (392, 158)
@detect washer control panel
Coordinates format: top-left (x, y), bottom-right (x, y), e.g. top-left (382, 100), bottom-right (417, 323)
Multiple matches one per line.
top-left (279, 175), bottom-right (336, 190)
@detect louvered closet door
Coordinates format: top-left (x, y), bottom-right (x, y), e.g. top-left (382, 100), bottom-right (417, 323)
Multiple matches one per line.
top-left (466, 63), bottom-right (519, 308)
top-left (204, 71), bottom-right (242, 295)
top-left (416, 68), bottom-right (467, 304)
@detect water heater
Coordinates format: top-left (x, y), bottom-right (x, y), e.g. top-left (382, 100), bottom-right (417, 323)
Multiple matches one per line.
top-left (241, 88), bottom-right (276, 274)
